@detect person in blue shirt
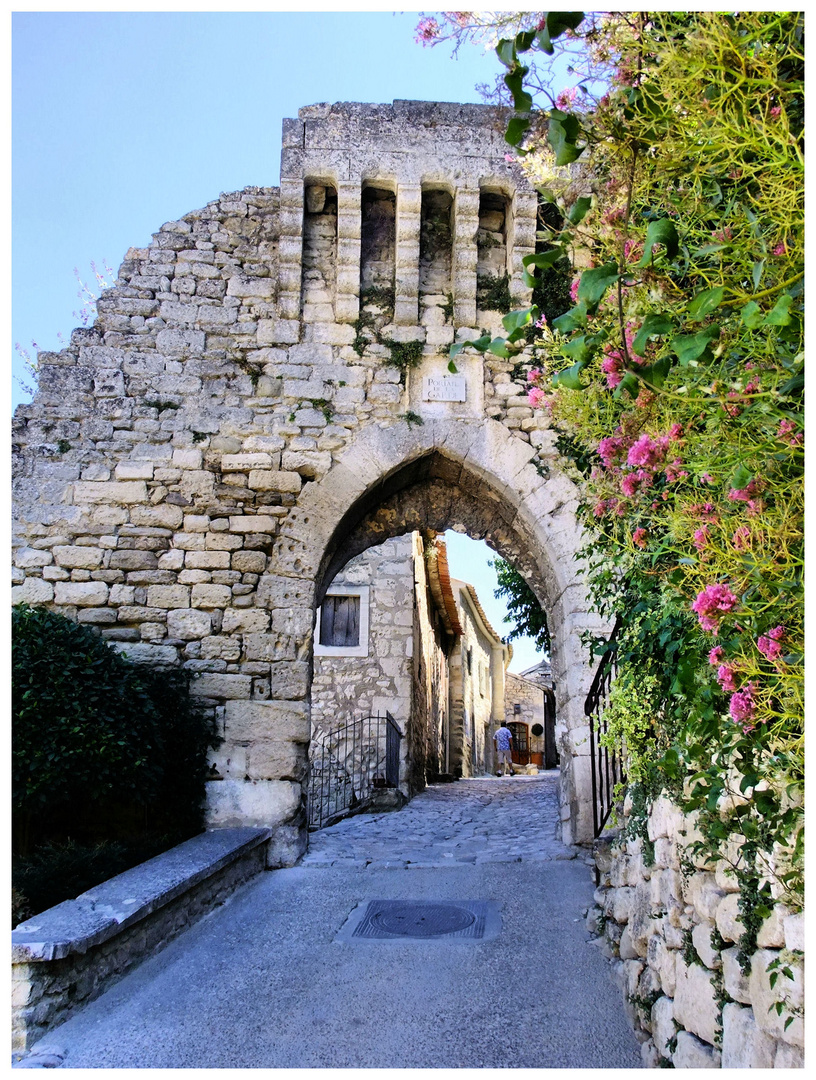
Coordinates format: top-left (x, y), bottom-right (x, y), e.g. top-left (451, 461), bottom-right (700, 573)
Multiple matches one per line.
top-left (493, 722), bottom-right (516, 777)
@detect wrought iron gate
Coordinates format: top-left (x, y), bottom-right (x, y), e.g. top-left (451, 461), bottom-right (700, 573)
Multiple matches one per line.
top-left (584, 619), bottom-right (624, 838)
top-left (308, 711), bottom-right (402, 830)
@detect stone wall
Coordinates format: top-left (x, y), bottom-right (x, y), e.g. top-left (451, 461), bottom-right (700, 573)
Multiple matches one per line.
top-left (12, 99), bottom-right (605, 848)
top-left (504, 671), bottom-right (547, 763)
top-left (589, 797), bottom-right (804, 1068)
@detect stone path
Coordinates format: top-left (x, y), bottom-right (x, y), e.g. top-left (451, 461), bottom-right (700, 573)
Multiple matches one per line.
top-left (17, 772), bottom-right (644, 1069)
top-left (302, 772), bottom-right (574, 868)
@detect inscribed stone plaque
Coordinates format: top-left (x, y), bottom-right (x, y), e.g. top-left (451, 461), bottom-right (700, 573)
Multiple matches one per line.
top-left (422, 375), bottom-right (467, 402)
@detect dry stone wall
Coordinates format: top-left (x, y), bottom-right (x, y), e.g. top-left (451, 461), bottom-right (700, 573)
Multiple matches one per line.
top-left (12, 100), bottom-right (606, 852)
top-left (590, 797), bottom-right (804, 1068)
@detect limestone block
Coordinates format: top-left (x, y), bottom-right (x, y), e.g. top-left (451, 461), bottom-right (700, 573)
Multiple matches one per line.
top-left (756, 902), bottom-right (788, 948)
top-left (54, 581), bottom-right (109, 606)
top-left (628, 878), bottom-right (658, 955)
top-left (115, 461), bottom-right (154, 480)
top-left (11, 578), bottom-right (54, 605)
top-left (684, 871), bottom-right (725, 922)
top-left (166, 609), bottom-right (212, 640)
top-left (73, 481), bottom-right (148, 504)
top-left (158, 550), bottom-right (185, 571)
top-left (692, 921), bottom-right (722, 969)
top-left (228, 516), bottom-right (279, 533)
top-left (673, 955), bottom-right (718, 1046)
top-left (231, 551), bottom-right (267, 574)
top-left (94, 370), bottom-right (125, 397)
top-left (130, 504), bottom-right (185, 529)
top-left (264, 661), bottom-right (307, 700)
top-left (221, 453), bottom-right (273, 471)
top-left (108, 642), bottom-right (178, 666)
top-left (224, 699), bottom-right (309, 743)
top-left (14, 547), bottom-right (53, 568)
top-left (248, 470), bottom-right (302, 493)
top-left (155, 329), bottom-right (205, 356)
top-left (205, 778), bottom-right (301, 829)
top-left (221, 608), bottom-right (270, 634)
top-left (605, 886), bottom-right (634, 925)
top-left (671, 1031), bottom-right (720, 1068)
top-left (171, 533), bottom-right (206, 551)
top-left (242, 633), bottom-right (297, 663)
top-left (775, 1041), bottom-right (804, 1068)
top-left (647, 933), bottom-right (677, 997)
top-left (246, 739), bottom-right (306, 781)
top-left (191, 673), bottom-right (253, 700)
top-left (783, 911), bottom-right (804, 951)
top-left (110, 551), bottom-right (159, 571)
top-left (715, 891), bottom-right (744, 943)
top-left (651, 996), bottom-right (677, 1059)
top-left (80, 464), bottom-right (111, 481)
top-left (185, 551), bottom-right (231, 570)
top-left (146, 585), bottom-right (191, 609)
top-left (748, 947), bottom-right (803, 1046)
top-left (191, 584), bottom-right (232, 609)
top-left (618, 926), bottom-right (638, 960)
top-left (721, 1002), bottom-right (776, 1068)
top-left (647, 796), bottom-right (684, 841)
top-left (721, 946), bottom-right (752, 1004)
top-left (52, 546), bottom-right (104, 569)
top-left (109, 585), bottom-right (136, 606)
top-left (172, 448), bottom-right (203, 469)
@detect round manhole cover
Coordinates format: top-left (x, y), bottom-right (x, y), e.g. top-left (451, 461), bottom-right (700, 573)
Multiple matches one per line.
top-left (371, 903), bottom-right (476, 937)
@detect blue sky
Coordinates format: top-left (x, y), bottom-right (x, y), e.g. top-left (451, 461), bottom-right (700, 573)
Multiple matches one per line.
top-left (11, 9), bottom-right (546, 672)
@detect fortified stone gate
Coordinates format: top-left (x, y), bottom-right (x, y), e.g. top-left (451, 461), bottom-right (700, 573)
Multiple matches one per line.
top-left (12, 100), bottom-right (608, 861)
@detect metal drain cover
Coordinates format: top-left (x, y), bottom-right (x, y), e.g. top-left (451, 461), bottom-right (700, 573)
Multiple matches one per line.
top-left (336, 900), bottom-right (501, 943)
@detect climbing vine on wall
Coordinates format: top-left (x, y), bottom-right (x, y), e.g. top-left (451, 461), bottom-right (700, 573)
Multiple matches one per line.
top-left (432, 11), bottom-right (804, 909)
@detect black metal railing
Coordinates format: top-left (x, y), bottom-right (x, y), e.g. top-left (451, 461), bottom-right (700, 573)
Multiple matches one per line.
top-left (308, 711), bottom-right (402, 830)
top-left (584, 618), bottom-right (624, 838)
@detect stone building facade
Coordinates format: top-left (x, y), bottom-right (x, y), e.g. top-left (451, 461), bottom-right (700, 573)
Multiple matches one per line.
top-left (309, 531), bottom-right (510, 801)
top-left (11, 100), bottom-right (608, 858)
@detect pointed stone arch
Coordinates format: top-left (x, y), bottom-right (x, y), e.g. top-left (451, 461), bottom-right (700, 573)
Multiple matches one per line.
top-left (266, 417), bottom-right (607, 846)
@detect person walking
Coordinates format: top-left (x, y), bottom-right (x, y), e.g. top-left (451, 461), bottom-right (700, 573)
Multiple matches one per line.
top-left (493, 721), bottom-right (515, 777)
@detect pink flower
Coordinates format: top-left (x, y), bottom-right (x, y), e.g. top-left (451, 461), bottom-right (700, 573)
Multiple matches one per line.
top-left (700, 473), bottom-right (715, 485)
top-left (528, 386), bottom-right (548, 409)
top-left (627, 434), bottom-right (668, 470)
top-left (526, 368), bottom-right (541, 383)
top-left (744, 378), bottom-right (760, 394)
top-left (728, 480), bottom-right (761, 503)
top-left (777, 418), bottom-right (802, 446)
top-left (504, 153), bottom-right (515, 164)
top-left (665, 458), bottom-right (689, 483)
top-left (535, 314), bottom-right (548, 329)
top-left (692, 583), bottom-right (738, 632)
top-left (570, 277), bottom-right (581, 302)
top-left (729, 683), bottom-right (757, 731)
top-left (555, 87), bottom-right (578, 110)
top-left (693, 526), bottom-right (709, 552)
top-left (414, 16), bottom-right (440, 44)
top-left (772, 240), bottom-right (786, 256)
top-left (732, 526), bottom-right (751, 551)
top-left (632, 527), bottom-right (648, 548)
top-left (717, 663), bottom-right (739, 692)
top-left (669, 423), bottom-right (683, 440)
top-left (708, 646), bottom-right (724, 665)
top-left (593, 501), bottom-right (607, 518)
top-left (598, 435), bottom-right (626, 469)
top-left (768, 625), bottom-right (785, 641)
top-left (769, 105), bottom-right (782, 119)
top-left (757, 634), bottom-right (783, 663)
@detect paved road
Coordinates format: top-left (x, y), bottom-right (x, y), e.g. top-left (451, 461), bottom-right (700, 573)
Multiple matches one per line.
top-left (21, 773), bottom-right (643, 1069)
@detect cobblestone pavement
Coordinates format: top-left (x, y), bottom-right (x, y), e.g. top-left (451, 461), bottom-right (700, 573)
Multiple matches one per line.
top-left (302, 771), bottom-right (581, 869)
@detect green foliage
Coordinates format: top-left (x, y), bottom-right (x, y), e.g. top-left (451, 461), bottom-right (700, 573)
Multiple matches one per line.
top-left (476, 272), bottom-right (512, 312)
top-left (12, 605), bottom-right (220, 904)
top-left (383, 339), bottom-right (424, 382)
top-left (191, 431), bottom-right (207, 444)
top-left (400, 411), bottom-right (424, 428)
top-left (465, 10), bottom-right (803, 908)
top-left (491, 556), bottom-right (550, 655)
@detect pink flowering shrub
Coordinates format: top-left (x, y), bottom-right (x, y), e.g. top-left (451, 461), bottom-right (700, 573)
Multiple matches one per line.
top-left (691, 583), bottom-right (738, 632)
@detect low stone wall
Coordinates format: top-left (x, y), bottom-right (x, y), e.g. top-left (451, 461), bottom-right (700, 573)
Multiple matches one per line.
top-left (12, 827), bottom-right (273, 1052)
top-left (589, 797), bottom-right (804, 1069)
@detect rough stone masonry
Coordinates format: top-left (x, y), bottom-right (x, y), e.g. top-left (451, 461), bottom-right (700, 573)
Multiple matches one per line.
top-left (12, 101), bottom-right (607, 860)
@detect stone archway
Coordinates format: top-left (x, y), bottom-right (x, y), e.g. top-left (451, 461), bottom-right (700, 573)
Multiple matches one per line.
top-left (262, 416), bottom-right (608, 848)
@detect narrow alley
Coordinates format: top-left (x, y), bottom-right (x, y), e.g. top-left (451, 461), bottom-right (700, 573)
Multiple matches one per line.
top-left (21, 773), bottom-right (643, 1069)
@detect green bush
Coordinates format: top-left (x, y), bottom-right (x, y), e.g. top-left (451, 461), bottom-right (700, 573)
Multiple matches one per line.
top-left (12, 604), bottom-right (220, 914)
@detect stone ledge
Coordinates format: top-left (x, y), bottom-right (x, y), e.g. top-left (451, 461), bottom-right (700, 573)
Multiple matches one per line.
top-left (13, 827), bottom-right (271, 963)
